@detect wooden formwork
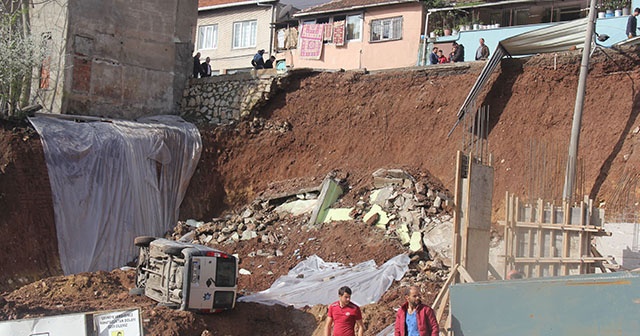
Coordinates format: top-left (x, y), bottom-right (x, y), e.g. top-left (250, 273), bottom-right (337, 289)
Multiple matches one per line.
top-left (503, 193), bottom-right (611, 278)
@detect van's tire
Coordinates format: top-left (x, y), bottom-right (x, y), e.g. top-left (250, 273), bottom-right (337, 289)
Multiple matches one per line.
top-left (161, 245), bottom-right (184, 256)
top-left (134, 236), bottom-right (156, 247)
top-left (129, 287), bottom-right (145, 296)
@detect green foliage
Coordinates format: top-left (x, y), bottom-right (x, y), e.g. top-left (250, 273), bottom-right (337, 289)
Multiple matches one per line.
top-left (423, 0), bottom-right (447, 9)
top-left (0, 9), bottom-right (43, 117)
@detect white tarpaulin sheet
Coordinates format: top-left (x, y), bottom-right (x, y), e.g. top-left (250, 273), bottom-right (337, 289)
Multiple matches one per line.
top-left (238, 254), bottom-right (410, 308)
top-left (29, 115), bottom-right (201, 275)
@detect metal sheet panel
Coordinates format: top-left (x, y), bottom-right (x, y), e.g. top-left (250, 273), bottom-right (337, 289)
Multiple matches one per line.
top-left (450, 271), bottom-right (640, 336)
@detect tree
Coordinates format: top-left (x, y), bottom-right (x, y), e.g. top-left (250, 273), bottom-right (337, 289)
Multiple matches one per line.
top-left (0, 0), bottom-right (43, 118)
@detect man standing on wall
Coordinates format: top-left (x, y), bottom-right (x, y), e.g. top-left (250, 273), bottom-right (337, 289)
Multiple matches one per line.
top-left (451, 41), bottom-right (465, 62)
top-left (626, 8), bottom-right (640, 38)
top-left (193, 52), bottom-right (201, 78)
top-left (394, 285), bottom-right (439, 336)
top-left (429, 47), bottom-right (439, 65)
top-left (252, 49), bottom-right (265, 69)
top-left (325, 286), bottom-right (364, 336)
top-left (475, 38), bottom-right (490, 60)
top-left (201, 57), bottom-right (212, 77)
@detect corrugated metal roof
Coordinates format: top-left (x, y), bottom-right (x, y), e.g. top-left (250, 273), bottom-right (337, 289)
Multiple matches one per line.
top-left (199, 0), bottom-right (248, 8)
top-left (280, 0), bottom-right (333, 10)
top-left (198, 0), bottom-right (277, 10)
top-left (294, 0), bottom-right (419, 17)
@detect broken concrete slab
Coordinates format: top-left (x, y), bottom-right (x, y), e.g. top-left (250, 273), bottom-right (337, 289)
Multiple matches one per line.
top-left (309, 177), bottom-right (343, 225)
top-left (241, 230), bottom-right (257, 241)
top-left (262, 185), bottom-right (322, 205)
top-left (274, 199), bottom-right (318, 216)
top-left (369, 186), bottom-right (394, 206)
top-left (396, 224), bottom-right (411, 245)
top-left (363, 204), bottom-right (391, 229)
top-left (409, 232), bottom-right (423, 252)
top-left (372, 168), bottom-right (415, 188)
top-left (323, 208), bottom-right (354, 223)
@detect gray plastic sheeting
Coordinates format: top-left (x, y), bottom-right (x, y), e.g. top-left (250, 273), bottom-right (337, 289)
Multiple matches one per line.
top-left (238, 254), bottom-right (409, 308)
top-left (29, 115), bottom-right (201, 275)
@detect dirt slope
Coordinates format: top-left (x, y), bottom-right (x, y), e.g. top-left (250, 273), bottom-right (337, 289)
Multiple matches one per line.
top-left (182, 48), bottom-right (640, 222)
top-left (2, 48), bottom-right (640, 335)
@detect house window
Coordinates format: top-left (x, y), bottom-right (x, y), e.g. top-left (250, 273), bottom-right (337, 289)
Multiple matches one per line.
top-left (198, 24), bottom-right (218, 50)
top-left (233, 20), bottom-right (257, 49)
top-left (346, 14), bottom-right (362, 41)
top-left (370, 16), bottom-right (402, 42)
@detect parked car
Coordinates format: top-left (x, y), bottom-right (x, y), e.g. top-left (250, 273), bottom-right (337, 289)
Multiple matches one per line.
top-left (132, 236), bottom-right (238, 313)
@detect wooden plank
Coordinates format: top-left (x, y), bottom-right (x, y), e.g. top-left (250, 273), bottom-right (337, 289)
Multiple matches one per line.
top-left (535, 199), bottom-right (543, 277)
top-left (513, 222), bottom-right (606, 232)
top-left (488, 263), bottom-right (503, 280)
top-left (503, 192), bottom-right (511, 278)
top-left (458, 265), bottom-right (475, 283)
top-left (436, 290), bottom-right (449, 325)
top-left (513, 257), bottom-right (610, 263)
top-left (452, 151), bottom-right (463, 271)
top-left (432, 265), bottom-right (458, 310)
top-left (562, 201), bottom-right (569, 275)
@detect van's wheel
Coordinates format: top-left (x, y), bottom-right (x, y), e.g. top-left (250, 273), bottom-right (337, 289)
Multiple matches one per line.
top-left (134, 236), bottom-right (156, 247)
top-left (129, 287), bottom-right (145, 296)
top-left (161, 245), bottom-right (184, 256)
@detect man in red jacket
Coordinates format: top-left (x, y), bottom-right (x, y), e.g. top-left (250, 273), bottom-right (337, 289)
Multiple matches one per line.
top-left (394, 286), bottom-right (439, 336)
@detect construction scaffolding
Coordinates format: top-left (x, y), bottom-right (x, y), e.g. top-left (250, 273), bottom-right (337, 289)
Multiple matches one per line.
top-left (502, 193), bottom-right (612, 278)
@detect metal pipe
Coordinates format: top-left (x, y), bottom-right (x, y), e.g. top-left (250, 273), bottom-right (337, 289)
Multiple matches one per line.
top-left (423, 11), bottom-right (432, 66)
top-left (563, 0), bottom-right (597, 203)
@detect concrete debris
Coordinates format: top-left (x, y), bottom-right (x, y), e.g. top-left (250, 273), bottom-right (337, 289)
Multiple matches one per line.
top-left (239, 269), bottom-right (251, 275)
top-left (170, 168), bottom-right (453, 282)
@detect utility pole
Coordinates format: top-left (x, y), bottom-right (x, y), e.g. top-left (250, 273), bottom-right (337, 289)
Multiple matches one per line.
top-left (562, 0), bottom-right (597, 203)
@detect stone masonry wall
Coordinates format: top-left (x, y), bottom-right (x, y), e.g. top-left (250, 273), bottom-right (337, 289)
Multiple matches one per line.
top-left (180, 70), bottom-right (281, 124)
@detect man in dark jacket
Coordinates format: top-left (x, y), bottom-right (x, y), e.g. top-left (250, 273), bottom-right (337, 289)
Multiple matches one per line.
top-left (252, 49), bottom-right (265, 69)
top-left (429, 47), bottom-right (439, 65)
top-left (451, 41), bottom-right (465, 62)
top-left (200, 57), bottom-right (212, 77)
top-left (394, 286), bottom-right (439, 336)
top-left (626, 8), bottom-right (640, 38)
top-left (192, 52), bottom-right (201, 78)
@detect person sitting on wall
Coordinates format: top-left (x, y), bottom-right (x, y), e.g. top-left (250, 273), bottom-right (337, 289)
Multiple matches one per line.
top-left (251, 49), bottom-right (265, 69)
top-left (264, 56), bottom-right (276, 69)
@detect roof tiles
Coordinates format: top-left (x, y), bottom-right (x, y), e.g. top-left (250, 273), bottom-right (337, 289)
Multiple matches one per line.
top-left (297, 0), bottom-right (417, 15)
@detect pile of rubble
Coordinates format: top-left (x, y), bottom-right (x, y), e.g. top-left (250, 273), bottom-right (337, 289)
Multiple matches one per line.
top-left (171, 168), bottom-right (454, 283)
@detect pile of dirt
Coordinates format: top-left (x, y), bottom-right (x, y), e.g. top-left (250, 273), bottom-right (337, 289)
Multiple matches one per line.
top-left (2, 48), bottom-right (640, 335)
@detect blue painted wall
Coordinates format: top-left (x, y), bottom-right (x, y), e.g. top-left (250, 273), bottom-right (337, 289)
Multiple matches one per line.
top-left (450, 271), bottom-right (640, 336)
top-left (429, 15), bottom-right (631, 63)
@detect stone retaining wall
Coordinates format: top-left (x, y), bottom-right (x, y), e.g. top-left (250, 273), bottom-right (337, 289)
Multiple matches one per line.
top-left (180, 70), bottom-right (280, 124)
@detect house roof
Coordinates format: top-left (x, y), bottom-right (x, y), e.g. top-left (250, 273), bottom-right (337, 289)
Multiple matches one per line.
top-left (294, 0), bottom-right (419, 17)
top-left (279, 0), bottom-right (333, 11)
top-left (199, 0), bottom-right (277, 11)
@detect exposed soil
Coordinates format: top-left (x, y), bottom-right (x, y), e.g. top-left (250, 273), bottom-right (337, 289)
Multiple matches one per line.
top-left (2, 47), bottom-right (640, 335)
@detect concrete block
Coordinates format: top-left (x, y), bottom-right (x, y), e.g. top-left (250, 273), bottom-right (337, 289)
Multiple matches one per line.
top-left (323, 208), bottom-right (354, 222)
top-left (396, 224), bottom-right (411, 245)
top-left (309, 177), bottom-right (343, 225)
top-left (409, 232), bottom-right (423, 252)
top-left (363, 204), bottom-right (391, 229)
